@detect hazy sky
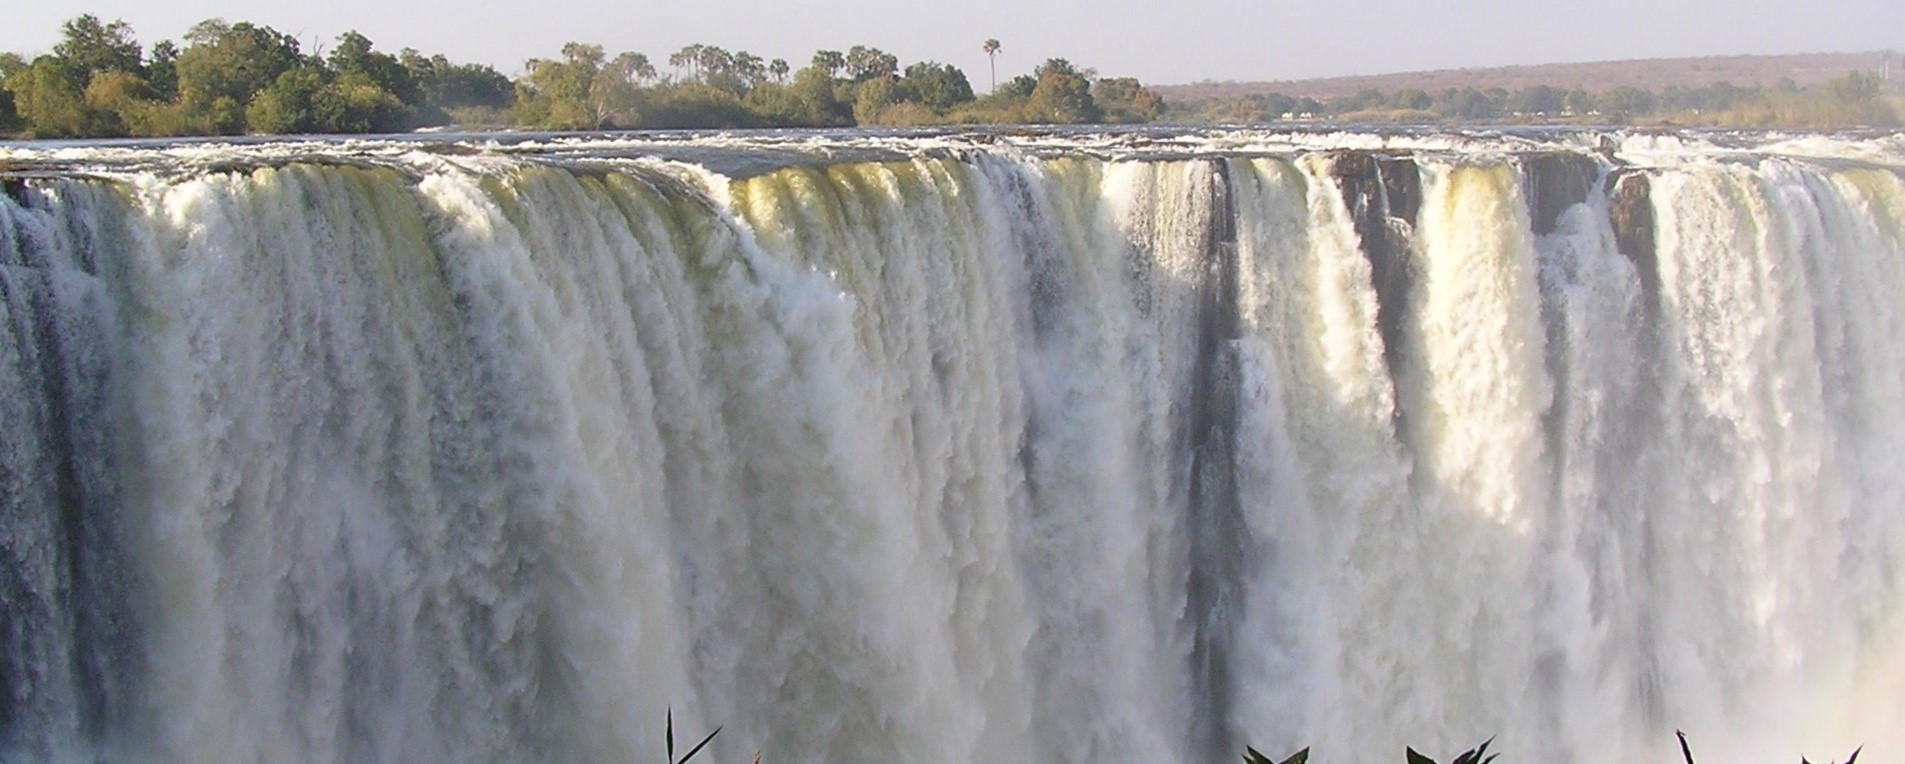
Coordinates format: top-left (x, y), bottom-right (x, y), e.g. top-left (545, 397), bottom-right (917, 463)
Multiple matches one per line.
top-left (5, 0), bottom-right (1902, 85)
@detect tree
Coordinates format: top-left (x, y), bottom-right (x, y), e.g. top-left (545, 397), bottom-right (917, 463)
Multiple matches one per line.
top-left (669, 44), bottom-right (705, 79)
top-left (1820, 70), bottom-right (1896, 126)
top-left (1025, 59), bottom-right (1098, 123)
top-left (516, 45), bottom-right (600, 129)
top-left (1601, 86), bottom-right (1654, 120)
top-left (53, 15), bottom-right (143, 86)
top-left (732, 52), bottom-right (766, 90)
top-left (0, 52), bottom-right (31, 133)
top-left (1507, 85), bottom-right (1563, 116)
top-left (592, 52), bottom-right (655, 125)
top-left (174, 20), bottom-right (306, 132)
top-left (4, 58), bottom-right (90, 137)
top-left (245, 66), bottom-right (326, 133)
top-left (898, 61), bottom-right (974, 110)
top-left (982, 38), bottom-right (1000, 92)
top-left (610, 52), bottom-right (657, 83)
top-left (811, 50), bottom-right (845, 79)
top-left (768, 58), bottom-right (790, 83)
top-left (327, 31), bottom-right (421, 108)
top-left (145, 40), bottom-right (179, 100)
top-left (1093, 76), bottom-right (1163, 122)
top-left (789, 64), bottom-right (849, 125)
top-left (995, 74), bottom-right (1036, 99)
top-left (844, 46), bottom-right (897, 81)
top-left (401, 49), bottom-right (512, 113)
top-left (313, 72), bottom-right (411, 132)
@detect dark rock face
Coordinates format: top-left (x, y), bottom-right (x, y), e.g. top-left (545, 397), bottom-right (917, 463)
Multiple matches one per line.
top-left (1522, 152), bottom-right (1602, 236)
top-left (1606, 169), bottom-right (1659, 310)
top-left (1330, 151), bottom-right (1420, 420)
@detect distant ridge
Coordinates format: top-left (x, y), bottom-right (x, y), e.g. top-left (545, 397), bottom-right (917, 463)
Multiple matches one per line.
top-left (1158, 51), bottom-right (1901, 101)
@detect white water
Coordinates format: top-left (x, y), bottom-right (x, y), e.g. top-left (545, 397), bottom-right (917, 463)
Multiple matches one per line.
top-left (3, 132), bottom-right (1904, 764)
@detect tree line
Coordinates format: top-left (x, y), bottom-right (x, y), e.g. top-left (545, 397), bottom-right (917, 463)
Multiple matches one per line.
top-left (0, 15), bottom-right (1166, 138)
top-left (1168, 73), bottom-right (1900, 129)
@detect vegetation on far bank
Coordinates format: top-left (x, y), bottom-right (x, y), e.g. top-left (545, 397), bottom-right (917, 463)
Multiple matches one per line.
top-left (1, 15), bottom-right (1897, 140)
top-left (1163, 72), bottom-right (1903, 130)
top-left (0, 15), bottom-right (1162, 139)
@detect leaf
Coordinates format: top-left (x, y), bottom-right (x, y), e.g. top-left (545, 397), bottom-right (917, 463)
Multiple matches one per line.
top-left (1407, 747), bottom-right (1439, 764)
top-left (678, 725), bottom-right (721, 763)
top-left (1451, 737), bottom-right (1494, 764)
top-left (1277, 747), bottom-right (1311, 764)
top-left (1677, 730), bottom-right (1696, 764)
top-left (666, 708), bottom-right (676, 763)
top-left (1243, 746), bottom-right (1274, 764)
top-left (1847, 745), bottom-right (1863, 764)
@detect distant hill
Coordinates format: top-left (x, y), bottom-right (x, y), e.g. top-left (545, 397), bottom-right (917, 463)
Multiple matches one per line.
top-left (1157, 51), bottom-right (1903, 102)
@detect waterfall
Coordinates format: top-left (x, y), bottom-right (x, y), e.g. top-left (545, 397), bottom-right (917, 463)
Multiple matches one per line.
top-left (3, 132), bottom-right (1904, 764)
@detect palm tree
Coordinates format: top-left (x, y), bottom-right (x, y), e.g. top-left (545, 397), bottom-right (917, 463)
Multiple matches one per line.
top-left (982, 38), bottom-right (1001, 92)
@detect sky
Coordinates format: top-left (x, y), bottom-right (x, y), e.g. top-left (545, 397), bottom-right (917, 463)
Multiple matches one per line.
top-left (4, 0), bottom-right (1903, 86)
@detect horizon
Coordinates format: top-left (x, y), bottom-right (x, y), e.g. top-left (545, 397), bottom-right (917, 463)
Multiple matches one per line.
top-left (2, 0), bottom-right (1901, 87)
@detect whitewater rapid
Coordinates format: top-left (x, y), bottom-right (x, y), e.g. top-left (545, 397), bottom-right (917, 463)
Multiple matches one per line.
top-left (3, 129), bottom-right (1904, 764)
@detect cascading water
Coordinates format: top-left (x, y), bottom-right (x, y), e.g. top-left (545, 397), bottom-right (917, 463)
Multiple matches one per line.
top-left (3, 130), bottom-right (1904, 764)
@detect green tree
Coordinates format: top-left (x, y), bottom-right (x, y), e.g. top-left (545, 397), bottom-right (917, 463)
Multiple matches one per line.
top-left (175, 20), bottom-right (306, 133)
top-left (1024, 58), bottom-right (1098, 123)
top-left (515, 44), bottom-right (600, 129)
top-left (669, 44), bottom-right (706, 79)
top-left (145, 40), bottom-right (179, 100)
top-left (401, 49), bottom-right (512, 113)
top-left (327, 31), bottom-right (421, 108)
top-left (789, 64), bottom-right (849, 125)
top-left (811, 50), bottom-right (845, 78)
top-left (0, 53), bottom-right (26, 133)
top-left (852, 75), bottom-right (896, 123)
top-left (844, 46), bottom-right (897, 81)
top-left (53, 15), bottom-right (143, 86)
top-left (1601, 86), bottom-right (1654, 120)
top-left (1507, 85), bottom-right (1564, 116)
top-left (1092, 76), bottom-right (1163, 122)
top-left (995, 73), bottom-right (1036, 99)
top-left (768, 58), bottom-right (790, 83)
top-left (314, 72), bottom-right (412, 132)
top-left (4, 59), bottom-right (91, 137)
top-left (244, 66), bottom-right (326, 133)
top-left (590, 51), bottom-right (656, 125)
top-left (1390, 88), bottom-right (1432, 111)
top-left (897, 61), bottom-right (974, 110)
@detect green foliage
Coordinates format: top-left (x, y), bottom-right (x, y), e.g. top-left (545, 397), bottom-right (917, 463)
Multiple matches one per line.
top-left (402, 50), bottom-right (513, 112)
top-left (844, 46), bottom-right (898, 82)
top-left (5, 59), bottom-right (90, 137)
top-left (54, 15), bottom-right (142, 86)
top-left (1, 20), bottom-right (1166, 135)
top-left (811, 50), bottom-right (845, 78)
top-left (1025, 60), bottom-right (1099, 123)
top-left (245, 67), bottom-right (326, 133)
top-left (642, 83), bottom-right (758, 128)
top-left (897, 61), bottom-right (974, 110)
top-left (995, 74), bottom-right (1037, 99)
top-left (1094, 76), bottom-right (1164, 122)
top-left (145, 40), bottom-right (179, 101)
top-left (175, 19), bottom-right (306, 131)
top-left (328, 31), bottom-right (422, 106)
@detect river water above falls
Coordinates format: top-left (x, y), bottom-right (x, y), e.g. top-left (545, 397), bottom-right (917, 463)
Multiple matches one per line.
top-left (4, 128), bottom-right (1905, 764)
